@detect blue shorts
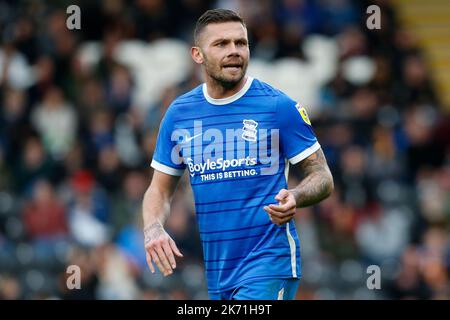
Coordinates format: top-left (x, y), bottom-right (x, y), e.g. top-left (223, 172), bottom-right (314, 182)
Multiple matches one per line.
top-left (209, 278), bottom-right (300, 300)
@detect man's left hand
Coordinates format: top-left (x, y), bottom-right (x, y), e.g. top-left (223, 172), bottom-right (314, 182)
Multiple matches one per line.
top-left (263, 189), bottom-right (297, 225)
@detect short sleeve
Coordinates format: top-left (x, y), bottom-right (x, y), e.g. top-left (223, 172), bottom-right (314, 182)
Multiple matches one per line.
top-left (276, 93), bottom-right (321, 165)
top-left (151, 106), bottom-right (186, 176)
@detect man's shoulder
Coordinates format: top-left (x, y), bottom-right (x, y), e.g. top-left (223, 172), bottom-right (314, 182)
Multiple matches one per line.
top-left (250, 78), bottom-right (286, 98)
top-left (250, 78), bottom-right (296, 108)
top-left (163, 85), bottom-right (204, 121)
top-left (171, 84), bottom-right (204, 107)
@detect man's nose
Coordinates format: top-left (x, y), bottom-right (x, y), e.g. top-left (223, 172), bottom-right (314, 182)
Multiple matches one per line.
top-left (227, 43), bottom-right (240, 56)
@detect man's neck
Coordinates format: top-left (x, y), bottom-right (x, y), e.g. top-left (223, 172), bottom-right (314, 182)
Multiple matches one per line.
top-left (205, 75), bottom-right (248, 99)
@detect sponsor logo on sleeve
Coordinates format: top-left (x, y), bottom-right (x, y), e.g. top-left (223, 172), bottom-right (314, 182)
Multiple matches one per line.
top-left (295, 103), bottom-right (311, 125)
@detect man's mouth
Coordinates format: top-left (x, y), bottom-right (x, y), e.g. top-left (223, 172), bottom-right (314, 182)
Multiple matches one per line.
top-left (222, 64), bottom-right (242, 71)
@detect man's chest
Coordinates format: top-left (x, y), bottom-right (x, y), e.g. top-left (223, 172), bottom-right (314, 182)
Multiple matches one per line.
top-left (172, 115), bottom-right (283, 181)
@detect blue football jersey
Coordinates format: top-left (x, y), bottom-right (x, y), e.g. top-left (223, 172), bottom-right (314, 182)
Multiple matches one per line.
top-left (151, 77), bottom-right (320, 294)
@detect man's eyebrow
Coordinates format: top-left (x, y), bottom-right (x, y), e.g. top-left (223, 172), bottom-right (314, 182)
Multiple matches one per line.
top-left (211, 38), bottom-right (227, 43)
top-left (211, 37), bottom-right (248, 44)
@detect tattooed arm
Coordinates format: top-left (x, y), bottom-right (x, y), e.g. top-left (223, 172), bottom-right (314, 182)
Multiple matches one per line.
top-left (142, 171), bottom-right (183, 276)
top-left (290, 148), bottom-right (334, 208)
top-left (264, 148), bottom-right (334, 225)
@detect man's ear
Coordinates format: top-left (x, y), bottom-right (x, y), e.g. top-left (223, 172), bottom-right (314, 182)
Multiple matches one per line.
top-left (191, 46), bottom-right (204, 64)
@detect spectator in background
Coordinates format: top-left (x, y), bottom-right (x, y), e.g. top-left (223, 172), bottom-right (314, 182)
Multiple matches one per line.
top-left (348, 87), bottom-right (379, 146)
top-left (395, 54), bottom-right (438, 108)
top-left (10, 17), bottom-right (39, 64)
top-left (388, 246), bottom-right (432, 299)
top-left (321, 0), bottom-right (358, 35)
top-left (111, 171), bottom-right (148, 237)
top-left (29, 56), bottom-right (56, 102)
top-left (21, 179), bottom-right (69, 264)
top-left (95, 31), bottom-right (122, 82)
top-left (336, 145), bottom-right (374, 209)
top-left (31, 86), bottom-right (78, 160)
top-left (114, 171), bottom-right (157, 272)
top-left (13, 136), bottom-right (56, 195)
top-left (417, 166), bottom-right (450, 224)
top-left (62, 142), bottom-right (87, 178)
top-left (42, 10), bottom-right (79, 93)
top-left (0, 88), bottom-right (30, 164)
top-left (87, 110), bottom-right (115, 156)
top-left (22, 179), bottom-right (67, 241)
top-left (114, 108), bottom-right (146, 168)
top-left (115, 216), bottom-right (147, 272)
top-left (164, 193), bottom-right (202, 260)
top-left (0, 41), bottom-right (34, 90)
top-left (366, 125), bottom-right (403, 183)
top-left (96, 145), bottom-right (123, 194)
top-left (104, 64), bottom-right (133, 115)
top-left (132, 0), bottom-right (176, 41)
top-left (401, 106), bottom-right (444, 181)
top-left (67, 170), bottom-right (111, 248)
top-left (275, 0), bottom-right (325, 36)
top-left (94, 243), bottom-right (140, 299)
top-left (419, 227), bottom-right (449, 298)
top-left (144, 86), bottom-right (178, 133)
top-left (77, 79), bottom-right (108, 127)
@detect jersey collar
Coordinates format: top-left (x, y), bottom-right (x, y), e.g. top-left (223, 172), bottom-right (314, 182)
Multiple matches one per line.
top-left (203, 76), bottom-right (254, 105)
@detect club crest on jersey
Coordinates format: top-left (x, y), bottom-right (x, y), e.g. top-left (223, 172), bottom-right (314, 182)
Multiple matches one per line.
top-left (242, 119), bottom-right (258, 142)
top-left (295, 103), bottom-right (311, 125)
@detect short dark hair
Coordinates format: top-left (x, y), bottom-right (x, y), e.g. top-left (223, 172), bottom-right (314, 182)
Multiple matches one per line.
top-left (194, 9), bottom-right (246, 45)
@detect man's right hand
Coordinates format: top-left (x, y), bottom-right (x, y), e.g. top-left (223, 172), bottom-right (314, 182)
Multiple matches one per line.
top-left (144, 222), bottom-right (183, 276)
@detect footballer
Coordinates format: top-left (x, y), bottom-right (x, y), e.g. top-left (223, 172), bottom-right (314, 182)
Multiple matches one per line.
top-left (142, 9), bottom-right (334, 300)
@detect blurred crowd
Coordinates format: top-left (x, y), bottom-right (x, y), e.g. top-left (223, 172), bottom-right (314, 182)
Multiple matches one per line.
top-left (0, 0), bottom-right (449, 300)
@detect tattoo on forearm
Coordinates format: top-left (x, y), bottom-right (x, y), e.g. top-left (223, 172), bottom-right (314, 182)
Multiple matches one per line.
top-left (299, 148), bottom-right (326, 175)
top-left (143, 222), bottom-right (165, 244)
top-left (293, 149), bottom-right (333, 208)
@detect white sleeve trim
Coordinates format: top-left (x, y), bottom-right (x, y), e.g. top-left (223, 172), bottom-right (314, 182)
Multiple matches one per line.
top-left (151, 160), bottom-right (185, 176)
top-left (288, 141), bottom-right (321, 165)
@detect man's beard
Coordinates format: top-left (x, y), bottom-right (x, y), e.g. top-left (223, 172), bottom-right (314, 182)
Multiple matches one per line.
top-left (204, 56), bottom-right (248, 90)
